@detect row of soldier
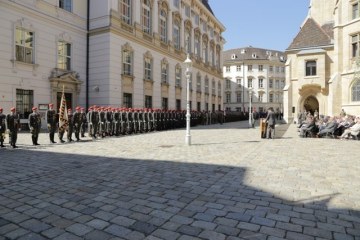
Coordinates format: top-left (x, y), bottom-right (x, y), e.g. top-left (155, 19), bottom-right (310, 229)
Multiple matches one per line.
top-left (0, 104), bottom-right (225, 148)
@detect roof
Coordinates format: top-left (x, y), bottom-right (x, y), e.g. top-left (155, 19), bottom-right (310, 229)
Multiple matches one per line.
top-left (202, 0), bottom-right (214, 15)
top-left (223, 46), bottom-right (286, 63)
top-left (287, 18), bottom-right (334, 50)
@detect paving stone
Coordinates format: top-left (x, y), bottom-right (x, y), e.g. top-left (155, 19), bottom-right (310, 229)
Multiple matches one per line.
top-left (85, 230), bottom-right (114, 240)
top-left (237, 222), bottom-right (261, 232)
top-left (105, 224), bottom-right (132, 238)
top-left (276, 221), bottom-right (302, 232)
top-left (303, 226), bottom-right (332, 239)
top-left (86, 219), bottom-right (110, 230)
top-left (198, 230), bottom-right (226, 240)
top-left (66, 223), bottom-right (93, 236)
top-left (214, 225), bottom-right (240, 236)
top-left (19, 219), bottom-right (51, 233)
top-left (53, 232), bottom-right (83, 240)
top-left (260, 226), bottom-right (286, 238)
top-left (41, 227), bottom-right (65, 238)
top-left (152, 228), bottom-right (181, 239)
top-left (111, 216), bottom-right (136, 227)
top-left (130, 221), bottom-right (157, 235)
top-left (4, 228), bottom-right (29, 239)
top-left (286, 231), bottom-right (314, 240)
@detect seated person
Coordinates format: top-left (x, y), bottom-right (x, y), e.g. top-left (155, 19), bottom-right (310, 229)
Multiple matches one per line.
top-left (299, 115), bottom-right (317, 137)
top-left (340, 116), bottom-right (360, 139)
top-left (317, 117), bottom-right (337, 138)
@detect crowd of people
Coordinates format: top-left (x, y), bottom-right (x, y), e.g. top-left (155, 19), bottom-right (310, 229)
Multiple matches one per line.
top-left (0, 104), bottom-right (226, 148)
top-left (297, 109), bottom-right (360, 140)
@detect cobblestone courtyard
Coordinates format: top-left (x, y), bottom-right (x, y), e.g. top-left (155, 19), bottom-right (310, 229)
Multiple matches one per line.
top-left (0, 121), bottom-right (359, 240)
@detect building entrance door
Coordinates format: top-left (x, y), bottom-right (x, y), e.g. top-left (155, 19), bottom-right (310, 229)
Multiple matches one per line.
top-left (56, 92), bottom-right (72, 111)
top-left (303, 96), bottom-right (319, 115)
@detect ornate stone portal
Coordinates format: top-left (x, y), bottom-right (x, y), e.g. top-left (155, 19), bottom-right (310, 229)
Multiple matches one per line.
top-left (49, 68), bottom-right (82, 110)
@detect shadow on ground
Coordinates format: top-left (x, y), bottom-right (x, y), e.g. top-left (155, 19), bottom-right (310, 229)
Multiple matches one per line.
top-left (0, 150), bottom-right (359, 240)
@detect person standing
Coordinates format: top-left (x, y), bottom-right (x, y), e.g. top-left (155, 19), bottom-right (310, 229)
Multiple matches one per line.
top-left (67, 108), bottom-right (74, 142)
top-left (28, 107), bottom-right (41, 145)
top-left (46, 103), bottom-right (57, 143)
top-left (80, 107), bottom-right (87, 138)
top-left (89, 106), bottom-right (99, 139)
top-left (0, 107), bottom-right (6, 148)
top-left (72, 106), bottom-right (82, 141)
top-left (265, 107), bottom-right (276, 139)
top-left (6, 107), bottom-right (20, 148)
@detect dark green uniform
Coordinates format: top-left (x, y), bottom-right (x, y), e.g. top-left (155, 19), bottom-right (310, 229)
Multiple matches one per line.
top-left (28, 110), bottom-right (41, 145)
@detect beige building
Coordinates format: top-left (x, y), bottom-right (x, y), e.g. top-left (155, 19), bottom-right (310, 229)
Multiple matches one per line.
top-left (0, 0), bottom-right (225, 125)
top-left (284, 0), bottom-right (360, 123)
top-left (223, 47), bottom-right (286, 114)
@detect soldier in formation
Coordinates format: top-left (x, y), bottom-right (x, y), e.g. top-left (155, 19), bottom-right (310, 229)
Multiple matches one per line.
top-left (28, 106), bottom-right (41, 146)
top-left (6, 107), bottom-right (20, 148)
top-left (46, 103), bottom-right (57, 143)
top-left (0, 108), bottom-right (6, 148)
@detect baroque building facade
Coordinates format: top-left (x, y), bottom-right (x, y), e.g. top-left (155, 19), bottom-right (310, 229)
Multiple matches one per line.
top-left (0, 0), bottom-right (225, 124)
top-left (223, 47), bottom-right (286, 114)
top-left (284, 0), bottom-right (360, 123)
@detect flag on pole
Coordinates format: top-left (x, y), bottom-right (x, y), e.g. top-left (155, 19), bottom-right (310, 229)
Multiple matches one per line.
top-left (58, 86), bottom-right (69, 132)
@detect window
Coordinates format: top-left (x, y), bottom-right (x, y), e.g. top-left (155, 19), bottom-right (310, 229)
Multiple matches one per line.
top-left (269, 93), bottom-right (273, 103)
top-left (16, 89), bottom-right (33, 119)
top-left (248, 78), bottom-right (252, 88)
top-left (185, 29), bottom-right (191, 54)
top-left (259, 65), bottom-right (263, 71)
top-left (236, 78), bottom-right (241, 86)
top-left (176, 99), bottom-right (181, 110)
top-left (197, 102), bottom-right (201, 111)
top-left (194, 14), bottom-right (199, 25)
top-left (352, 34), bottom-right (360, 58)
top-left (142, 0), bottom-right (151, 34)
top-left (226, 79), bottom-right (231, 89)
top-left (236, 65), bottom-right (241, 71)
top-left (57, 41), bottom-right (71, 70)
top-left (352, 79), bottom-right (360, 101)
top-left (248, 65), bottom-right (252, 71)
top-left (226, 93), bottom-right (231, 103)
top-left (173, 21), bottom-right (180, 50)
top-left (189, 74), bottom-right (193, 91)
top-left (205, 78), bottom-right (209, 93)
top-left (305, 60), bottom-right (317, 76)
top-left (120, 0), bottom-right (132, 24)
top-left (194, 34), bottom-right (200, 57)
top-left (275, 80), bottom-right (279, 89)
top-left (122, 49), bottom-right (132, 75)
top-left (203, 22), bottom-right (207, 32)
top-left (185, 5), bottom-right (190, 17)
top-left (259, 94), bottom-right (263, 103)
top-left (162, 97), bottom-right (168, 110)
top-left (353, 2), bottom-right (359, 20)
top-left (161, 60), bottom-right (168, 83)
top-left (145, 95), bottom-right (152, 108)
top-left (175, 65), bottom-right (181, 87)
top-left (144, 57), bottom-right (152, 80)
top-left (202, 39), bottom-right (208, 63)
top-left (15, 27), bottom-right (34, 64)
top-left (269, 66), bottom-right (273, 72)
top-left (123, 93), bottom-right (132, 108)
top-left (218, 82), bottom-right (221, 96)
top-left (159, 10), bottom-right (167, 42)
top-left (226, 66), bottom-right (230, 72)
top-left (276, 66), bottom-right (280, 73)
top-left (269, 79), bottom-right (273, 88)
top-left (59, 0), bottom-right (72, 12)
top-left (197, 74), bottom-right (201, 92)
top-left (212, 80), bottom-right (216, 95)
top-left (281, 67), bottom-right (285, 73)
top-left (236, 92), bottom-right (242, 103)
top-left (210, 47), bottom-right (214, 66)
top-left (173, 0), bottom-right (179, 8)
top-left (258, 78), bottom-right (263, 88)
top-left (281, 80), bottom-right (285, 89)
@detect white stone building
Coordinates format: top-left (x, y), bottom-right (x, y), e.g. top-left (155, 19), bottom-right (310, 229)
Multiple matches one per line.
top-left (284, 0), bottom-right (360, 122)
top-left (0, 0), bottom-right (225, 125)
top-left (223, 47), bottom-right (286, 114)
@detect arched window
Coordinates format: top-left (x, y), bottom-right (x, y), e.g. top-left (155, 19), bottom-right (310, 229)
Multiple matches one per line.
top-left (194, 33), bottom-right (201, 57)
top-left (122, 43), bottom-right (133, 75)
top-left (141, 0), bottom-right (152, 34)
top-left (144, 51), bottom-right (153, 80)
top-left (173, 20), bottom-right (180, 50)
top-left (159, 9), bottom-right (167, 42)
top-left (352, 79), bottom-right (360, 101)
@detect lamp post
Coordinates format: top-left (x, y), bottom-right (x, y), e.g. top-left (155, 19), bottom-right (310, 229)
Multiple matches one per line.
top-left (248, 87), bottom-right (253, 128)
top-left (184, 53), bottom-right (192, 145)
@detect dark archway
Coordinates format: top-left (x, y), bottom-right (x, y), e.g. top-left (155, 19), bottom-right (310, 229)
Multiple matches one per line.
top-left (303, 96), bottom-right (319, 115)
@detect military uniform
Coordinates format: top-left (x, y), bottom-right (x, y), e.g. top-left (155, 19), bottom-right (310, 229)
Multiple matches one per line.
top-left (6, 108), bottom-right (20, 148)
top-left (46, 104), bottom-right (57, 143)
top-left (80, 108), bottom-right (87, 137)
top-left (67, 109), bottom-right (74, 142)
top-left (28, 107), bottom-right (41, 145)
top-left (89, 107), bottom-right (99, 139)
top-left (72, 107), bottom-right (82, 141)
top-left (0, 108), bottom-right (6, 147)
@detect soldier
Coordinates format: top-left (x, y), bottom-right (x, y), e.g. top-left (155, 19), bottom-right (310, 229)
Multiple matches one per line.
top-left (80, 107), bottom-right (87, 137)
top-left (72, 106), bottom-right (82, 141)
top-left (46, 103), bottom-right (57, 143)
top-left (86, 107), bottom-right (93, 137)
top-left (67, 108), bottom-right (74, 142)
top-left (113, 108), bottom-right (120, 136)
top-left (6, 107), bottom-right (20, 148)
top-left (28, 106), bottom-right (41, 146)
top-left (89, 106), bottom-right (99, 139)
top-left (0, 107), bottom-right (6, 148)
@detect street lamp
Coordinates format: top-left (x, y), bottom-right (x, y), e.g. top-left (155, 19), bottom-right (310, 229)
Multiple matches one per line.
top-left (248, 87), bottom-right (253, 128)
top-left (184, 53), bottom-right (192, 145)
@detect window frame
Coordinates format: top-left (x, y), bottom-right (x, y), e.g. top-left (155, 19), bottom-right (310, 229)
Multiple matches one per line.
top-left (59, 0), bottom-right (72, 12)
top-left (122, 49), bottom-right (132, 76)
top-left (305, 60), bottom-right (317, 76)
top-left (15, 27), bottom-right (34, 64)
top-left (120, 0), bottom-right (132, 25)
top-left (141, 0), bottom-right (152, 34)
top-left (57, 41), bottom-right (71, 70)
top-left (352, 79), bottom-right (360, 102)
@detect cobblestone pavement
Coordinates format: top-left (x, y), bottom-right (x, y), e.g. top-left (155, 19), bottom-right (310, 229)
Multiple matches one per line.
top-left (0, 121), bottom-right (360, 240)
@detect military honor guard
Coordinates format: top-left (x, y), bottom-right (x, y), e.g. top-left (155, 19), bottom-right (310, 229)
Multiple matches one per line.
top-left (72, 106), bottom-right (82, 141)
top-left (80, 107), bottom-right (87, 137)
top-left (6, 107), bottom-right (20, 148)
top-left (46, 103), bottom-right (57, 143)
top-left (67, 108), bottom-right (74, 142)
top-left (0, 108), bottom-right (6, 148)
top-left (28, 106), bottom-right (42, 146)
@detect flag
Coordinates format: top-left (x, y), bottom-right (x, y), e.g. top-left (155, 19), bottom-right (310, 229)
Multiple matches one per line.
top-left (58, 86), bottom-right (69, 132)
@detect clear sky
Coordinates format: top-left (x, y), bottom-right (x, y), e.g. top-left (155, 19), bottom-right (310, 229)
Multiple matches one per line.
top-left (210, 0), bottom-right (311, 52)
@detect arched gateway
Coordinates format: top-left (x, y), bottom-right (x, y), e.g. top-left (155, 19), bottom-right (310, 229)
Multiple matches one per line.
top-left (303, 96), bottom-right (319, 115)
